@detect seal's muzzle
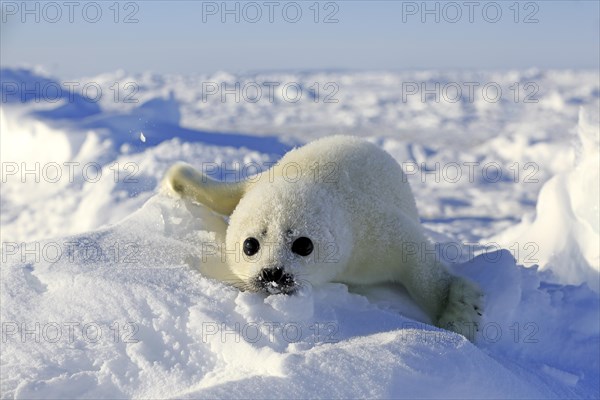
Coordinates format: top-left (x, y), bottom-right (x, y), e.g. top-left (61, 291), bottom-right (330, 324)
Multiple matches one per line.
top-left (256, 267), bottom-right (296, 295)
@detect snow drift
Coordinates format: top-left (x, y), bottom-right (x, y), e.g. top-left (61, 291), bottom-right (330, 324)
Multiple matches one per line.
top-left (2, 193), bottom-right (599, 398)
top-left (494, 106), bottom-right (600, 291)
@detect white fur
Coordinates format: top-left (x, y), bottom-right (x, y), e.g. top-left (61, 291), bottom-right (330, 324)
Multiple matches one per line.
top-left (165, 136), bottom-right (483, 341)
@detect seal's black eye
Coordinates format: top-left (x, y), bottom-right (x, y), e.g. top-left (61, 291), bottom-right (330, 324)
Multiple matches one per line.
top-left (243, 237), bottom-right (260, 256)
top-left (292, 237), bottom-right (313, 256)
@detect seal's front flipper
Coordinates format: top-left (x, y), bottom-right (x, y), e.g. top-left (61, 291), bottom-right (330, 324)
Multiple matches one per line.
top-left (164, 162), bottom-right (247, 216)
top-left (436, 277), bottom-right (484, 342)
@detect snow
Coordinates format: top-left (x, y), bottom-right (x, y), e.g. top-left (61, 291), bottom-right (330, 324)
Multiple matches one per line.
top-left (494, 107), bottom-right (600, 290)
top-left (1, 67), bottom-right (599, 398)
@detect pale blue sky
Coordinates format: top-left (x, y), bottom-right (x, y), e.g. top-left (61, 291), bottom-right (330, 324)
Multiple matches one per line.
top-left (1, 1), bottom-right (599, 78)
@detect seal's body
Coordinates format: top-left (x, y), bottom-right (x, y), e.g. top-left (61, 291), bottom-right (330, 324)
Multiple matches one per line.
top-left (166, 136), bottom-right (483, 340)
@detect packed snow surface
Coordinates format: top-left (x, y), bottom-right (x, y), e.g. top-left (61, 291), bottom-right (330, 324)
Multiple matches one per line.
top-left (1, 68), bottom-right (599, 398)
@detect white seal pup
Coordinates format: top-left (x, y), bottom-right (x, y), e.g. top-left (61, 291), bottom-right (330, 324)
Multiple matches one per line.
top-left (165, 136), bottom-right (483, 340)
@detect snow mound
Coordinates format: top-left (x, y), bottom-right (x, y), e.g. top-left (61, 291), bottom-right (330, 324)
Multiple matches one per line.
top-left (2, 194), bottom-right (598, 398)
top-left (494, 105), bottom-right (600, 291)
top-left (0, 105), bottom-right (284, 242)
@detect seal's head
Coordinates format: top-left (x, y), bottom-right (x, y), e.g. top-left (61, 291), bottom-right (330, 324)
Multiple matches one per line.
top-left (226, 181), bottom-right (353, 295)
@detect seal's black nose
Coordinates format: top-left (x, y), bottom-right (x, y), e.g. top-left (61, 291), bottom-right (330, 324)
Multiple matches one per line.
top-left (257, 268), bottom-right (295, 294)
top-left (260, 268), bottom-right (285, 283)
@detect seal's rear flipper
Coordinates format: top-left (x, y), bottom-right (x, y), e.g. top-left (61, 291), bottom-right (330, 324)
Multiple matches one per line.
top-left (163, 162), bottom-right (247, 216)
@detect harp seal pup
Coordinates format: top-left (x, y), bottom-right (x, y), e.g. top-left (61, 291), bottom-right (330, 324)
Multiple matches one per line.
top-left (165, 135), bottom-right (483, 340)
